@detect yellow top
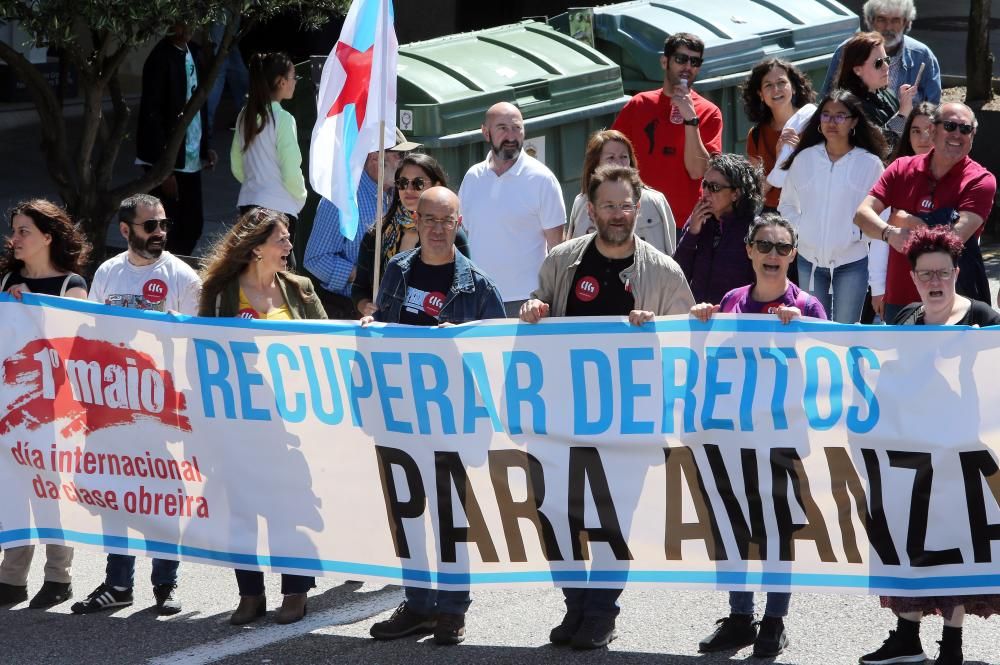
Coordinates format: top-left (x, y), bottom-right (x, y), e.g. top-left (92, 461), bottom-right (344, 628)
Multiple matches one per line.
top-left (238, 288), bottom-right (292, 320)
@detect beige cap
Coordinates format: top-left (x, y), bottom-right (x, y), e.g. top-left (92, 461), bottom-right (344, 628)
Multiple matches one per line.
top-left (389, 128), bottom-right (422, 152)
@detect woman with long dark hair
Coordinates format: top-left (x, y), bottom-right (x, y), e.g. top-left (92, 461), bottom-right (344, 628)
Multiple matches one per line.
top-left (778, 90), bottom-right (887, 323)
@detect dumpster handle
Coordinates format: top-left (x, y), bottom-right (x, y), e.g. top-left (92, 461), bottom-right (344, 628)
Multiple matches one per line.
top-left (399, 51), bottom-right (487, 92)
top-left (477, 35), bottom-right (562, 74)
top-left (648, 2), bottom-right (732, 39)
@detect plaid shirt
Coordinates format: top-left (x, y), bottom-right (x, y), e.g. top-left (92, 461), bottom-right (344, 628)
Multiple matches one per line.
top-left (303, 171), bottom-right (388, 296)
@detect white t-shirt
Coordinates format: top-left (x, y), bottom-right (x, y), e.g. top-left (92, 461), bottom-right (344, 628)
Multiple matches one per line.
top-left (89, 251), bottom-right (202, 315)
top-left (458, 151), bottom-right (565, 301)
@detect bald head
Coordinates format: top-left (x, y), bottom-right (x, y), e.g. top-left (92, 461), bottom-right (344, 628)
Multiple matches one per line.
top-left (934, 102), bottom-right (976, 126)
top-left (482, 102), bottom-right (525, 164)
top-left (416, 186), bottom-right (461, 264)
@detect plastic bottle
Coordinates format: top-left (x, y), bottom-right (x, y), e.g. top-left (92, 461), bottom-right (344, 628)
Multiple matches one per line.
top-left (670, 77), bottom-right (688, 124)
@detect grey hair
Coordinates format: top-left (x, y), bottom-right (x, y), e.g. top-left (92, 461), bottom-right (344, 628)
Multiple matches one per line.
top-left (931, 102), bottom-right (978, 129)
top-left (863, 0), bottom-right (916, 30)
top-left (706, 153), bottom-right (763, 221)
top-left (119, 193), bottom-right (163, 224)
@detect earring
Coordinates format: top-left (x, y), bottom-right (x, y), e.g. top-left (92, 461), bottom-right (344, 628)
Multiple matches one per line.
top-left (254, 253), bottom-right (262, 262)
top-left (850, 126), bottom-right (856, 137)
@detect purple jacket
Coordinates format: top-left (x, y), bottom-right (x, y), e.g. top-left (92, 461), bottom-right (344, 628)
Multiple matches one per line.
top-left (720, 282), bottom-right (828, 320)
top-left (673, 212), bottom-right (755, 304)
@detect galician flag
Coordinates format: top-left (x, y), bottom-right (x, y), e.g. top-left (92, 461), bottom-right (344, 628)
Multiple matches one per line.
top-left (310, 0), bottom-right (397, 239)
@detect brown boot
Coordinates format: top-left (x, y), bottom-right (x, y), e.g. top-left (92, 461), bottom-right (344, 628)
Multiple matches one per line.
top-left (229, 595), bottom-right (265, 625)
top-left (275, 593), bottom-right (307, 625)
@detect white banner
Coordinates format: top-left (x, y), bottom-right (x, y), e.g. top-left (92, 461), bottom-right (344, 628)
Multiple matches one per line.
top-left (3, 294), bottom-right (1000, 596)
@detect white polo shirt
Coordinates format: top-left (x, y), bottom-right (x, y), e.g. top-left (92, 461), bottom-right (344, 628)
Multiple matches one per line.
top-left (458, 150), bottom-right (566, 301)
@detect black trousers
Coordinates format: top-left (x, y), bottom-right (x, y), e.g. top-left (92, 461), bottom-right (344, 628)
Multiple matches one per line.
top-left (153, 170), bottom-right (204, 257)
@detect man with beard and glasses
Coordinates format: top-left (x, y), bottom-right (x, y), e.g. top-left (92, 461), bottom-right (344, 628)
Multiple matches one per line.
top-left (823, 0), bottom-right (940, 104)
top-left (519, 165), bottom-right (694, 650)
top-left (458, 102), bottom-right (566, 317)
top-left (74, 195), bottom-right (200, 617)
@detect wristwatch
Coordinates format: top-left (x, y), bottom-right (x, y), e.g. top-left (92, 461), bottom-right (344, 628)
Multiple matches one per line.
top-left (683, 117), bottom-right (700, 127)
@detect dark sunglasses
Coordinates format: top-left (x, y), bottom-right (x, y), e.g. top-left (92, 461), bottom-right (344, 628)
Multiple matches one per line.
top-left (702, 180), bottom-right (733, 193)
top-left (128, 218), bottom-right (171, 234)
top-left (396, 176), bottom-right (428, 191)
top-left (934, 120), bottom-right (975, 135)
top-left (872, 56), bottom-right (891, 70)
top-left (671, 53), bottom-right (704, 68)
top-left (749, 240), bottom-right (795, 256)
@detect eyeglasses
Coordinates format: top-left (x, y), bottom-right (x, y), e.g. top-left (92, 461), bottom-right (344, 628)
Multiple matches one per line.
top-left (872, 56), bottom-right (891, 70)
top-left (286, 74), bottom-right (301, 81)
top-left (749, 240), bottom-right (795, 256)
top-left (671, 53), bottom-right (704, 68)
top-left (128, 218), bottom-right (171, 233)
top-left (597, 202), bottom-right (637, 214)
top-left (914, 268), bottom-right (955, 282)
top-left (702, 180), bottom-right (733, 193)
top-left (396, 176), bottom-right (429, 191)
top-left (934, 120), bottom-right (975, 135)
top-left (820, 112), bottom-right (854, 124)
top-left (418, 216), bottom-right (458, 229)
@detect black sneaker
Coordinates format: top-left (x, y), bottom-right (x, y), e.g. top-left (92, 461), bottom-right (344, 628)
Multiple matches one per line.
top-left (570, 615), bottom-right (617, 650)
top-left (71, 583), bottom-right (133, 614)
top-left (153, 584), bottom-right (181, 615)
top-left (699, 614), bottom-right (757, 652)
top-left (859, 629), bottom-right (926, 664)
top-left (433, 612), bottom-right (466, 645)
top-left (549, 610), bottom-right (584, 645)
top-left (934, 639), bottom-right (963, 665)
top-left (369, 602), bottom-right (437, 639)
top-left (0, 582), bottom-right (28, 606)
top-left (29, 581), bottom-right (72, 609)
top-left (753, 616), bottom-right (789, 657)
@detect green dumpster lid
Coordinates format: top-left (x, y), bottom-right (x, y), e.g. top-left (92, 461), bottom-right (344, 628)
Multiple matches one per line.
top-left (562, 0), bottom-right (858, 91)
top-left (397, 20), bottom-right (624, 138)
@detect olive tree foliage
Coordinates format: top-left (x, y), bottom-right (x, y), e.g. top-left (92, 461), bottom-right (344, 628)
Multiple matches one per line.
top-left (0, 0), bottom-right (347, 257)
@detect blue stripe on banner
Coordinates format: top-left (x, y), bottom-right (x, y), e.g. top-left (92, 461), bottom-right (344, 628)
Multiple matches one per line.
top-left (337, 105), bottom-right (361, 240)
top-left (5, 529), bottom-right (1000, 591)
top-left (350, 0), bottom-right (380, 52)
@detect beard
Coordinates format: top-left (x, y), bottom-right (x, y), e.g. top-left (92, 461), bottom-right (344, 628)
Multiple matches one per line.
top-left (128, 229), bottom-right (165, 260)
top-left (596, 218), bottom-right (634, 247)
top-left (881, 30), bottom-right (902, 50)
top-left (488, 131), bottom-right (522, 161)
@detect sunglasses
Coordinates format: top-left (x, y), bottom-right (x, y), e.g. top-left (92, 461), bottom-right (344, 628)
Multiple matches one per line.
top-left (749, 240), bottom-right (795, 256)
top-left (671, 53), bottom-right (704, 68)
top-left (128, 218), bottom-right (171, 234)
top-left (702, 180), bottom-right (733, 193)
top-left (872, 56), bottom-right (891, 70)
top-left (396, 176), bottom-right (429, 191)
top-left (934, 120), bottom-right (975, 135)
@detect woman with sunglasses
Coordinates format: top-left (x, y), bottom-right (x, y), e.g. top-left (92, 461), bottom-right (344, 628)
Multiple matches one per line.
top-left (0, 199), bottom-right (90, 610)
top-left (567, 129), bottom-right (676, 253)
top-left (198, 208), bottom-right (325, 626)
top-left (778, 90), bottom-right (887, 323)
top-left (673, 153), bottom-right (760, 304)
top-left (351, 153), bottom-right (468, 316)
top-left (860, 227), bottom-right (1000, 665)
top-left (835, 32), bottom-right (916, 150)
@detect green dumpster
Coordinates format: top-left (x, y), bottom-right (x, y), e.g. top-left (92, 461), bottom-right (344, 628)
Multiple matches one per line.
top-left (551, 0), bottom-right (859, 154)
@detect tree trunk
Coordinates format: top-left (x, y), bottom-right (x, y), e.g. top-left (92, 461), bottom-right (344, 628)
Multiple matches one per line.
top-left (967, 0), bottom-right (994, 102)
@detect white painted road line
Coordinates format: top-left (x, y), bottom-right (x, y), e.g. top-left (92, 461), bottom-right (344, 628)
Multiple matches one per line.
top-left (146, 587), bottom-right (401, 665)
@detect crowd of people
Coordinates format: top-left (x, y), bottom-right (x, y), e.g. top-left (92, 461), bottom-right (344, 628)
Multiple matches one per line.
top-left (2, 1), bottom-right (998, 663)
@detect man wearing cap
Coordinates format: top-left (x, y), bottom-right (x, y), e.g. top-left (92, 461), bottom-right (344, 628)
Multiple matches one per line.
top-left (303, 129), bottom-right (420, 319)
top-left (611, 32), bottom-right (723, 226)
top-left (458, 102), bottom-right (566, 317)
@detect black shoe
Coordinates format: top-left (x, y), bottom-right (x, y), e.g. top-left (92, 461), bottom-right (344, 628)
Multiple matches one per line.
top-left (0, 582), bottom-right (28, 606)
top-left (934, 639), bottom-right (963, 665)
top-left (29, 581), bottom-right (72, 609)
top-left (699, 614), bottom-right (757, 652)
top-left (753, 616), bottom-right (789, 657)
top-left (153, 584), bottom-right (181, 615)
top-left (570, 615), bottom-right (617, 650)
top-left (369, 602), bottom-right (437, 639)
top-left (859, 629), bottom-right (926, 664)
top-left (71, 583), bottom-right (133, 614)
top-left (433, 612), bottom-right (466, 645)
top-left (549, 610), bottom-right (584, 645)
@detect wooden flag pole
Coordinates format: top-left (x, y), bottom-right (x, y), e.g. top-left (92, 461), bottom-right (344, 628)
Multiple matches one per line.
top-left (370, 0), bottom-right (393, 312)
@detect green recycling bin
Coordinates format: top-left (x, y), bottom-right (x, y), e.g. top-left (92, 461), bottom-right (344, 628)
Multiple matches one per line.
top-left (551, 0), bottom-right (859, 154)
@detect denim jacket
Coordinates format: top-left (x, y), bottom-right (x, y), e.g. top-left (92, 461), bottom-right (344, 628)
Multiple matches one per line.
top-left (374, 248), bottom-right (505, 324)
top-left (822, 34), bottom-right (942, 104)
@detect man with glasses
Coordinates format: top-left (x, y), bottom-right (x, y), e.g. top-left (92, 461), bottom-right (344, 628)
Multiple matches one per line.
top-left (854, 102), bottom-right (995, 323)
top-left (823, 0), bottom-right (941, 104)
top-left (364, 186), bottom-right (503, 645)
top-left (73, 194), bottom-right (201, 615)
top-left (612, 32), bottom-right (723, 227)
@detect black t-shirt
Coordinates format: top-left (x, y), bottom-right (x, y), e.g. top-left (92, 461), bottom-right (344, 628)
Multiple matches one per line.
top-left (398, 256), bottom-right (454, 326)
top-left (893, 300), bottom-right (1000, 327)
top-left (564, 241), bottom-right (635, 317)
top-left (2, 271), bottom-right (87, 296)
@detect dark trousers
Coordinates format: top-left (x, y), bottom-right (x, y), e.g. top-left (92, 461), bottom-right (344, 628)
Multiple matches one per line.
top-left (234, 569), bottom-right (314, 596)
top-left (318, 289), bottom-right (359, 320)
top-left (105, 553), bottom-right (178, 588)
top-left (563, 587), bottom-right (622, 618)
top-left (153, 170), bottom-right (204, 257)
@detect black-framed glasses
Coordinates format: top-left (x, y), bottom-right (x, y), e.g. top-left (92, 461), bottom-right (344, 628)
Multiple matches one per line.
top-left (396, 176), bottom-right (428, 191)
top-left (702, 180), bottom-right (733, 193)
top-left (671, 53), bottom-right (704, 68)
top-left (128, 218), bottom-right (171, 234)
top-left (914, 268), bottom-right (954, 282)
top-left (820, 112), bottom-right (854, 124)
top-left (934, 120), bottom-right (975, 135)
top-left (872, 56), bottom-right (891, 70)
top-left (750, 240), bottom-right (795, 256)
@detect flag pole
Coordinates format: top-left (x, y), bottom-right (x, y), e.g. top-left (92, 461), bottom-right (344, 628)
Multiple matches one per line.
top-left (371, 0), bottom-right (392, 307)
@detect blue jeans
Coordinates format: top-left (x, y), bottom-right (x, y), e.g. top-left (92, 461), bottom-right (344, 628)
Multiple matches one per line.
top-left (105, 553), bottom-right (178, 589)
top-left (404, 586), bottom-right (472, 616)
top-left (562, 587), bottom-right (622, 618)
top-left (730, 591), bottom-right (791, 617)
top-left (234, 569), bottom-right (314, 596)
top-left (797, 255), bottom-right (868, 324)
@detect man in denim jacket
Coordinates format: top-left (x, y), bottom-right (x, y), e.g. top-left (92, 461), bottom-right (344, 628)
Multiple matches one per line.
top-left (365, 186), bottom-right (503, 646)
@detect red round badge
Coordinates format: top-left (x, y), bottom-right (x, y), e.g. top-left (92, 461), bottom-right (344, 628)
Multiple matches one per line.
top-left (237, 308), bottom-right (259, 320)
top-left (423, 291), bottom-right (446, 317)
top-left (575, 276), bottom-right (600, 302)
top-left (143, 279), bottom-right (168, 303)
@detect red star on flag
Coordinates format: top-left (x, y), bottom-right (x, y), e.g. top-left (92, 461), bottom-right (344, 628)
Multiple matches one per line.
top-left (326, 40), bottom-right (375, 126)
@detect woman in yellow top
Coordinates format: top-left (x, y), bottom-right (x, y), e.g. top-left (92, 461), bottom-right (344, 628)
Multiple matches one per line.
top-left (198, 207), bottom-right (325, 625)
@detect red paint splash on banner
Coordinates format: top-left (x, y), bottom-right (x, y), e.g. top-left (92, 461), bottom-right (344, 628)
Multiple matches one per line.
top-left (1, 337), bottom-right (190, 436)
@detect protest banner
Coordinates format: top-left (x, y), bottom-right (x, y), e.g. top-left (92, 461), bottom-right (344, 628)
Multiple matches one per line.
top-left (2, 294), bottom-right (1000, 596)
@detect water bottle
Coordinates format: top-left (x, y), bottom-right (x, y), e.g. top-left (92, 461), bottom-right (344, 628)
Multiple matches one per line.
top-left (670, 77), bottom-right (688, 124)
